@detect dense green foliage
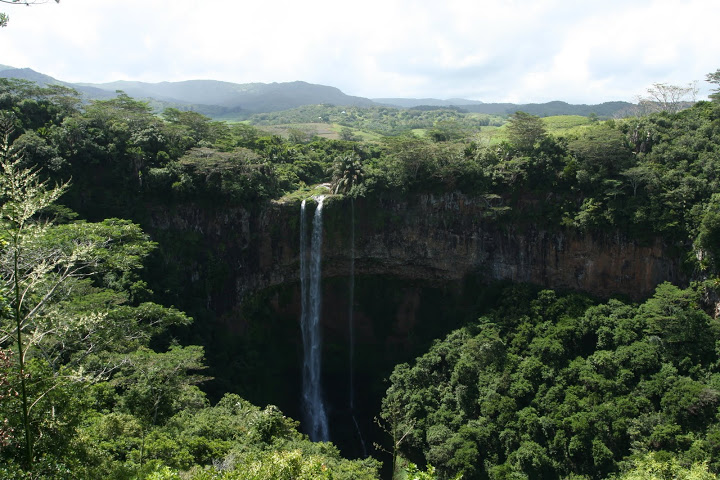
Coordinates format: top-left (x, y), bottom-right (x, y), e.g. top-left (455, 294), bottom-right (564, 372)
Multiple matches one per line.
top-left (247, 102), bottom-right (632, 131)
top-left (382, 284), bottom-right (720, 479)
top-left (2, 72), bottom-right (720, 479)
top-left (613, 452), bottom-right (716, 480)
top-left (4, 74), bottom-right (719, 264)
top-left (246, 96), bottom-right (720, 272)
top-left (0, 81), bottom-right (381, 479)
top-left (249, 104), bottom-right (503, 136)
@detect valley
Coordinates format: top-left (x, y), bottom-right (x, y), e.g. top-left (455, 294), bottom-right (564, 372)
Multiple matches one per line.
top-left (1, 70), bottom-right (720, 479)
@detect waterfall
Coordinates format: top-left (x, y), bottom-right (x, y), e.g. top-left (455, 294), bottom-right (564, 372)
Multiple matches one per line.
top-left (300, 197), bottom-right (329, 442)
top-left (348, 198), bottom-right (367, 457)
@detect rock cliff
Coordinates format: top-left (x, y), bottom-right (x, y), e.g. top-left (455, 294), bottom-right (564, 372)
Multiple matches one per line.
top-left (144, 191), bottom-right (688, 455)
top-left (148, 191), bottom-right (685, 312)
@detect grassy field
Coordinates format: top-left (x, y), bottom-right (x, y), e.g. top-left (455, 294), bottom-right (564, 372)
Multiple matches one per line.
top-left (543, 115), bottom-right (591, 129)
top-left (254, 123), bottom-right (386, 142)
top-left (248, 114), bottom-right (597, 145)
top-left (256, 123), bottom-right (339, 139)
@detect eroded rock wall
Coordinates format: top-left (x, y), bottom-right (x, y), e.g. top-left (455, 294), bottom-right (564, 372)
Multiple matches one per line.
top-left (145, 192), bottom-right (687, 452)
top-left (148, 192), bottom-right (684, 315)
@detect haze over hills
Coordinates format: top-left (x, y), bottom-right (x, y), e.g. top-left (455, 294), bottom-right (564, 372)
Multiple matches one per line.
top-left (461, 100), bottom-right (635, 117)
top-left (0, 66), bottom-right (119, 99)
top-left (77, 79), bottom-right (378, 113)
top-left (374, 97), bottom-right (486, 108)
top-left (0, 66), bottom-right (68, 87)
top-left (0, 65), bottom-right (634, 118)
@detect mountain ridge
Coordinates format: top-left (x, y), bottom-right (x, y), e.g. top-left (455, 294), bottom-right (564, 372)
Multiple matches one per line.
top-left (374, 97), bottom-right (485, 108)
top-left (77, 78), bottom-right (378, 112)
top-left (0, 65), bottom-right (634, 118)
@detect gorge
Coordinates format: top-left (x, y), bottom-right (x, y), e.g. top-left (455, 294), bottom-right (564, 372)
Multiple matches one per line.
top-left (145, 191), bottom-right (687, 453)
top-left (5, 77), bottom-right (720, 478)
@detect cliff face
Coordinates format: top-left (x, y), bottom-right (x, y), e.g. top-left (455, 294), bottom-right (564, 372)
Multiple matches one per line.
top-left (148, 192), bottom-right (684, 313)
top-left (330, 192), bottom-right (682, 300)
top-left (145, 191), bottom-right (687, 453)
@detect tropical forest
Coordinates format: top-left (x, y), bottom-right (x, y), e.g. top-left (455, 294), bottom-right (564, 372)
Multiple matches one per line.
top-left (2, 68), bottom-right (720, 480)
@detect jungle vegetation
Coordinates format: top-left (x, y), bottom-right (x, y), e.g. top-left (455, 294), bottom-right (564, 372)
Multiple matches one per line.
top-left (1, 70), bottom-right (720, 478)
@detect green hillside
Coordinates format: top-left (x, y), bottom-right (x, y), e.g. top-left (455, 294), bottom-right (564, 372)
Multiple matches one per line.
top-left (2, 70), bottom-right (720, 479)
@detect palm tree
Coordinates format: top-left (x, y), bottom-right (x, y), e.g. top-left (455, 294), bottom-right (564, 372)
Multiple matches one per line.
top-left (331, 153), bottom-right (364, 195)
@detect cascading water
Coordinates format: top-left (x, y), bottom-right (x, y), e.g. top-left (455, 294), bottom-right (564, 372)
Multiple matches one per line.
top-left (300, 197), bottom-right (329, 442)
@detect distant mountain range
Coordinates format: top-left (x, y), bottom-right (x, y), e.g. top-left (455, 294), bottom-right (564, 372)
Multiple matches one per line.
top-left (78, 79), bottom-right (378, 115)
top-left (0, 65), bottom-right (634, 119)
top-left (374, 97), bottom-right (486, 108)
top-left (0, 66), bottom-right (119, 100)
top-left (460, 100), bottom-right (634, 118)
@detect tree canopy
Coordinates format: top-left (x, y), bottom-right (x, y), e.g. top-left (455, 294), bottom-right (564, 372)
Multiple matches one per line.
top-left (1, 69), bottom-right (720, 478)
top-left (382, 284), bottom-right (720, 479)
top-left (506, 111), bottom-right (548, 151)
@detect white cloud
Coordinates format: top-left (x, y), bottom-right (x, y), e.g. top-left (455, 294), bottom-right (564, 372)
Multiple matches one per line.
top-left (1, 0), bottom-right (718, 103)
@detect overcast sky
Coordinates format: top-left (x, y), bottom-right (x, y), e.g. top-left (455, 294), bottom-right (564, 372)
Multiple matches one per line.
top-left (2, 0), bottom-right (719, 104)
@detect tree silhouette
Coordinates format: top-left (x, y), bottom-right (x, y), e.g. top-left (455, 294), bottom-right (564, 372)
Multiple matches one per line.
top-left (506, 111), bottom-right (547, 152)
top-left (331, 152), bottom-right (364, 195)
top-left (1, 0), bottom-right (59, 28)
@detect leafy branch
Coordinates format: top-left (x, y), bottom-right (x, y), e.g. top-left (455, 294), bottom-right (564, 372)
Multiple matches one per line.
top-left (0, 0), bottom-right (59, 27)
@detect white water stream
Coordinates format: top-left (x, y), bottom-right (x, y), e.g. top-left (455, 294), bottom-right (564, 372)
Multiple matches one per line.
top-left (300, 197), bottom-right (329, 441)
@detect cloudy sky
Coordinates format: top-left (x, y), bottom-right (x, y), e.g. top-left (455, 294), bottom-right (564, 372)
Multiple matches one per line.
top-left (2, 0), bottom-right (719, 104)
